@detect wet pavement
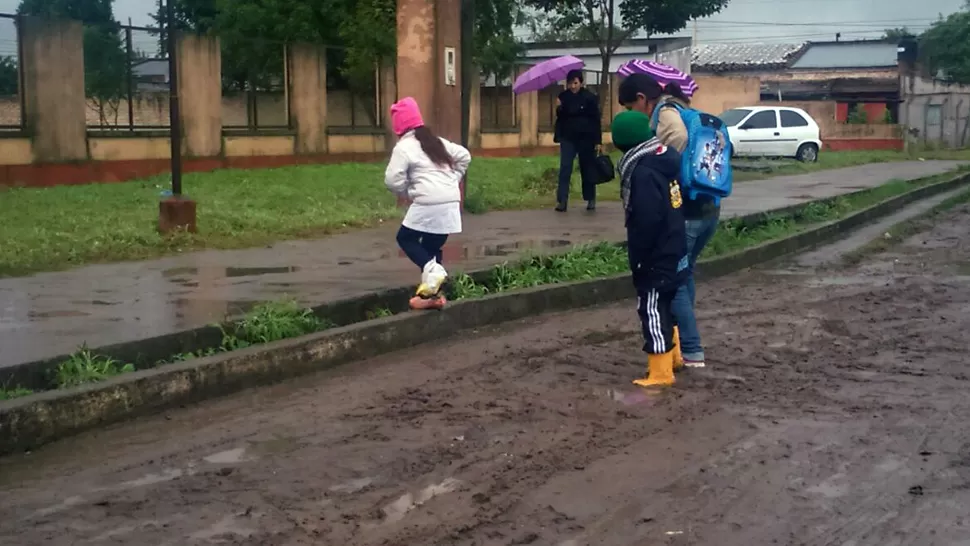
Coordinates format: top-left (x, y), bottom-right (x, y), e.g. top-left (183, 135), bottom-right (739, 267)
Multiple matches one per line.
top-left (0, 160), bottom-right (965, 368)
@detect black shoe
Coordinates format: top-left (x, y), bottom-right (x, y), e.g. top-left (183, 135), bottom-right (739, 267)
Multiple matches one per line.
top-left (555, 202), bottom-right (567, 212)
top-left (586, 200), bottom-right (596, 211)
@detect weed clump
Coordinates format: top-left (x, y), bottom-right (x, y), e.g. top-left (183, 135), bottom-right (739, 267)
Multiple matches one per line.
top-left (54, 347), bottom-right (136, 389)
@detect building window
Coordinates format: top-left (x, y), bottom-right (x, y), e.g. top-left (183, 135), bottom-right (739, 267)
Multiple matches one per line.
top-left (926, 104), bottom-right (942, 126)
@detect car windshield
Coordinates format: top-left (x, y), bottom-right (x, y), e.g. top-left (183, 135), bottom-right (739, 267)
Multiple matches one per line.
top-left (719, 108), bottom-right (752, 127)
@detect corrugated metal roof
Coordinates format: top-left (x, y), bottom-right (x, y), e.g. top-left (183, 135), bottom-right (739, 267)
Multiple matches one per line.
top-left (790, 42), bottom-right (898, 69)
top-left (691, 43), bottom-right (806, 72)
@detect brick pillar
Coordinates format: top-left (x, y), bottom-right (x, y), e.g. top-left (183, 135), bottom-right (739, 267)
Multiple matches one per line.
top-left (396, 0), bottom-right (464, 209)
top-left (467, 65), bottom-right (482, 150)
top-left (176, 33), bottom-right (222, 158)
top-left (20, 17), bottom-right (87, 162)
top-left (289, 44), bottom-right (328, 153)
top-left (379, 58), bottom-right (398, 151)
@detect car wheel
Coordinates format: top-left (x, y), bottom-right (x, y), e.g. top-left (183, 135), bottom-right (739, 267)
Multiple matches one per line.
top-left (796, 143), bottom-right (819, 163)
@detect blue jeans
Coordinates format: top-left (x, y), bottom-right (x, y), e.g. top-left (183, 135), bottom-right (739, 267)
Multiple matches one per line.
top-left (671, 213), bottom-right (720, 361)
top-left (396, 225), bottom-right (448, 269)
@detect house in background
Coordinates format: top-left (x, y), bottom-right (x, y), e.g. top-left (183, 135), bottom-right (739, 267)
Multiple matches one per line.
top-left (896, 39), bottom-right (970, 149)
top-left (690, 39), bottom-right (903, 150)
top-left (131, 59), bottom-right (169, 92)
top-left (777, 40), bottom-right (900, 123)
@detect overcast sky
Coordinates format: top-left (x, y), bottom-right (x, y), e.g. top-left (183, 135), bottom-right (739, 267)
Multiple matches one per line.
top-left (0, 0), bottom-right (964, 55)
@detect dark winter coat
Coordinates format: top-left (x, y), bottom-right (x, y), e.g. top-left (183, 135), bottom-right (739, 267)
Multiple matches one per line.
top-left (555, 88), bottom-right (602, 144)
top-left (617, 137), bottom-right (689, 293)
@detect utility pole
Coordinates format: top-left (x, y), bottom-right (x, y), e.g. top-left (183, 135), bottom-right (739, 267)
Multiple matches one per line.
top-left (157, 0), bottom-right (197, 234)
top-left (166, 0), bottom-right (182, 196)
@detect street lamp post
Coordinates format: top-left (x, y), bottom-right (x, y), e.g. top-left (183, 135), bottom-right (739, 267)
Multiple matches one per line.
top-left (166, 0), bottom-right (182, 196)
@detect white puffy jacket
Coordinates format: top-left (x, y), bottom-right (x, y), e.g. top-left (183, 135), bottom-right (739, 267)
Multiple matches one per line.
top-left (384, 131), bottom-right (471, 205)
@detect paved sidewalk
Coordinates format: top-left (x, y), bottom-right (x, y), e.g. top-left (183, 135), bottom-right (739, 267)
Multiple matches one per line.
top-left (0, 160), bottom-right (965, 368)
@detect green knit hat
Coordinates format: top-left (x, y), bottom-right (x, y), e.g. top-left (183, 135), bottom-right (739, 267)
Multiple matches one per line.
top-left (610, 110), bottom-right (654, 152)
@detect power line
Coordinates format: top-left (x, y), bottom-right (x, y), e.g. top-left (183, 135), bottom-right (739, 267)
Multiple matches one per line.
top-left (694, 18), bottom-right (939, 28)
top-left (697, 29), bottom-right (927, 44)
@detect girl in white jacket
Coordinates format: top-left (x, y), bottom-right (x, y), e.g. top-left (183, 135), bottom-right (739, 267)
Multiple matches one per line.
top-left (385, 97), bottom-right (472, 310)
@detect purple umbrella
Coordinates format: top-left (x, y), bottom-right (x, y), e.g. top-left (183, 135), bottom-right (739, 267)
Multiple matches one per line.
top-left (616, 59), bottom-right (698, 97)
top-left (513, 55), bottom-right (585, 95)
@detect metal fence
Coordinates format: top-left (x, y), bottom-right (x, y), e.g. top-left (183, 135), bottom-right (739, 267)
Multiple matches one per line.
top-left (2, 13), bottom-right (384, 134)
top-left (82, 22), bottom-right (172, 131)
top-left (0, 14), bottom-right (23, 132)
top-left (326, 46), bottom-right (382, 129)
top-left (221, 39), bottom-right (290, 131)
top-left (480, 70), bottom-right (517, 130)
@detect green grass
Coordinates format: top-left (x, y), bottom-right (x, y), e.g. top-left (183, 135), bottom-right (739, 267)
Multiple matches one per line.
top-left (53, 347), bottom-right (136, 389)
top-left (0, 386), bottom-right (34, 401)
top-left (2, 149), bottom-right (967, 277)
top-left (365, 306), bottom-right (394, 320)
top-left (170, 299), bottom-right (334, 360)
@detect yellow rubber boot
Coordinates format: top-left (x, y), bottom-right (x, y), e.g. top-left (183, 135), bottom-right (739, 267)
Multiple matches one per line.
top-left (633, 350), bottom-right (676, 388)
top-left (672, 327), bottom-right (684, 370)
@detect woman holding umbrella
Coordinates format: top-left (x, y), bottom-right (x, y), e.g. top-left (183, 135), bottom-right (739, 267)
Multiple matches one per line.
top-left (513, 57), bottom-right (603, 213)
top-left (553, 69), bottom-right (602, 212)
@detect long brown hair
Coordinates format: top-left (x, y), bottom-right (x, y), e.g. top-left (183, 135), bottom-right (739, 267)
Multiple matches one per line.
top-left (412, 126), bottom-right (455, 168)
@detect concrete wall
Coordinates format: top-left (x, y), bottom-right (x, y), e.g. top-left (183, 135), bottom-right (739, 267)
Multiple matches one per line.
top-left (176, 33), bottom-right (222, 157)
top-left (19, 17), bottom-right (86, 162)
top-left (692, 75), bottom-right (761, 115)
top-left (288, 44), bottom-right (327, 153)
top-left (899, 75), bottom-right (970, 149)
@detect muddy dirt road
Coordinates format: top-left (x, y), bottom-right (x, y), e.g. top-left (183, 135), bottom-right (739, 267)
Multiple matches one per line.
top-left (2, 204), bottom-right (970, 545)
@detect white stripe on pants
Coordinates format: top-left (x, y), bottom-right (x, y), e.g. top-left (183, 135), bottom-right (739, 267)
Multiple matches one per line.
top-left (637, 288), bottom-right (675, 355)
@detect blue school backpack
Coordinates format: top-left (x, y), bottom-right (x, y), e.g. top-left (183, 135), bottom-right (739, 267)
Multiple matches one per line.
top-left (651, 101), bottom-right (733, 205)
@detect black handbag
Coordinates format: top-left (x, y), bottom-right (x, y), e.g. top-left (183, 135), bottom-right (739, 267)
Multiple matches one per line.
top-left (594, 152), bottom-right (615, 184)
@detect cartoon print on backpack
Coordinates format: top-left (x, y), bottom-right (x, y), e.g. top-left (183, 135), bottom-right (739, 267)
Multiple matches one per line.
top-left (696, 125), bottom-right (727, 183)
top-left (650, 103), bottom-right (733, 205)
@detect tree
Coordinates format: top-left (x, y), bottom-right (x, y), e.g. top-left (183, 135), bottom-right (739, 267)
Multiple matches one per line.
top-left (919, 1), bottom-right (970, 83)
top-left (523, 0), bottom-right (732, 108)
top-left (0, 57), bottom-right (19, 96)
top-left (471, 0), bottom-right (528, 79)
top-left (18, 0), bottom-right (129, 128)
top-left (160, 0), bottom-right (524, 126)
top-left (883, 27), bottom-right (916, 41)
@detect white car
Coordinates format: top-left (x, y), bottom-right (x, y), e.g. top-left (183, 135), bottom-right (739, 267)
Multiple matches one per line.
top-left (719, 106), bottom-right (823, 162)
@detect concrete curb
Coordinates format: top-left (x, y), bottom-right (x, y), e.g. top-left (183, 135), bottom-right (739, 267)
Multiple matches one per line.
top-left (1, 172), bottom-right (968, 455)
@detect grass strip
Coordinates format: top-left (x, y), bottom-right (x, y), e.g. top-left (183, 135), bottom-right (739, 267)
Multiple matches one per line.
top-left (0, 172), bottom-right (964, 400)
top-left (2, 149), bottom-right (967, 277)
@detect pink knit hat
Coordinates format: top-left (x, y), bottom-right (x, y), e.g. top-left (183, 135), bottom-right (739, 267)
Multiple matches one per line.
top-left (390, 97), bottom-right (424, 136)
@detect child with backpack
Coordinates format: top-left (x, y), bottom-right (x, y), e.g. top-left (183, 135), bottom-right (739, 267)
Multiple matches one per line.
top-left (384, 97), bottom-right (472, 310)
top-left (611, 109), bottom-right (689, 387)
top-left (617, 74), bottom-right (733, 369)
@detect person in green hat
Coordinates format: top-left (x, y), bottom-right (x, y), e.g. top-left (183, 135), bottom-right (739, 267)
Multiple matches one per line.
top-left (611, 110), bottom-right (689, 388)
